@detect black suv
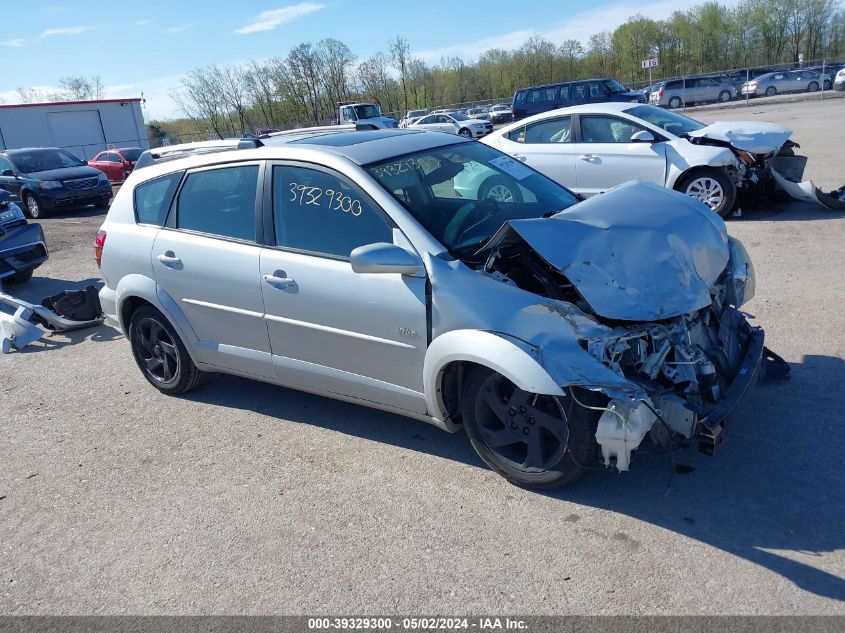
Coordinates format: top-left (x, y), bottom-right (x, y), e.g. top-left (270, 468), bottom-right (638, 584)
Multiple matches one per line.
top-left (0, 148), bottom-right (112, 219)
top-left (512, 78), bottom-right (645, 120)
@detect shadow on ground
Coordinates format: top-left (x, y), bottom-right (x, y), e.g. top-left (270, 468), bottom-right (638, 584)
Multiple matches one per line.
top-left (182, 352), bottom-right (845, 601)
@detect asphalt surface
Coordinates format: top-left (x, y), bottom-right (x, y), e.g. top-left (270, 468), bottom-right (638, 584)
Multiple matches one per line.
top-left (1, 98), bottom-right (844, 615)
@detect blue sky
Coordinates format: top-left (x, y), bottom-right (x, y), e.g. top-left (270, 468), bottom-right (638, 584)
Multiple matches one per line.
top-left (0, 0), bottom-right (713, 119)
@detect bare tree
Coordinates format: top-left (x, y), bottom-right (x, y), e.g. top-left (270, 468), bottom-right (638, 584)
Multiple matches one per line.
top-left (389, 36), bottom-right (411, 110)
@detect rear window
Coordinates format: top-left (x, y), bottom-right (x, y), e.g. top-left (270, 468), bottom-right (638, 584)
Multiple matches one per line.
top-left (514, 91), bottom-right (526, 105)
top-left (134, 172), bottom-right (181, 226)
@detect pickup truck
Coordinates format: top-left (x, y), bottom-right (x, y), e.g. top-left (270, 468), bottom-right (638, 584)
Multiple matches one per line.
top-left (337, 102), bottom-right (399, 129)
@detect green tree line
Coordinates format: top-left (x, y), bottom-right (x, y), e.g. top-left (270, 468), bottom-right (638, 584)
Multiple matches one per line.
top-left (153, 0), bottom-right (844, 139)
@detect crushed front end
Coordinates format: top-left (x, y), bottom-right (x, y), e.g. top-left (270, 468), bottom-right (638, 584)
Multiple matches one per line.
top-left (474, 181), bottom-right (767, 472)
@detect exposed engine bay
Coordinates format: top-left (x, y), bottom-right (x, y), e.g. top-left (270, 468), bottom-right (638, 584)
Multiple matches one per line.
top-left (474, 186), bottom-right (766, 471)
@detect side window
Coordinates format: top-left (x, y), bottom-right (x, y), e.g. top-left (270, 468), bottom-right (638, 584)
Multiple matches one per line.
top-left (559, 85), bottom-right (570, 99)
top-left (272, 165), bottom-right (393, 259)
top-left (570, 84), bottom-right (587, 99)
top-left (134, 172), bottom-right (181, 226)
top-left (523, 116), bottom-right (572, 144)
top-left (580, 116), bottom-right (646, 143)
top-left (107, 153), bottom-right (121, 163)
top-left (506, 126), bottom-right (526, 143)
top-left (589, 82), bottom-right (606, 97)
top-left (514, 91), bottom-right (526, 105)
top-left (0, 156), bottom-right (14, 173)
top-left (419, 115), bottom-right (433, 125)
top-left (176, 165), bottom-right (259, 241)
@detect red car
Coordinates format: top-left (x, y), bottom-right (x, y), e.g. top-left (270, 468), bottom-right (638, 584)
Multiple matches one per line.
top-left (87, 147), bottom-right (143, 183)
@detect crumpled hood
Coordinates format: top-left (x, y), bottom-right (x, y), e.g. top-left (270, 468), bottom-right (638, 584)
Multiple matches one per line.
top-left (479, 181), bottom-right (730, 321)
top-left (687, 121), bottom-right (793, 155)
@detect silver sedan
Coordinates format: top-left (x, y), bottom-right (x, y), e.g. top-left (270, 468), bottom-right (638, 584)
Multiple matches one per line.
top-left (741, 70), bottom-right (827, 97)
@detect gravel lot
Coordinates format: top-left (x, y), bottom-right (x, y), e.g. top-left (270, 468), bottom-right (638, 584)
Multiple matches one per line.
top-left (1, 98), bottom-right (843, 615)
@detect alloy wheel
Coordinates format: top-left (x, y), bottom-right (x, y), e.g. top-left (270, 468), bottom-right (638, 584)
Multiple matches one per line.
top-left (486, 184), bottom-right (515, 203)
top-left (474, 373), bottom-right (569, 473)
top-left (134, 317), bottom-right (180, 384)
top-left (685, 177), bottom-right (725, 210)
top-left (25, 195), bottom-right (41, 219)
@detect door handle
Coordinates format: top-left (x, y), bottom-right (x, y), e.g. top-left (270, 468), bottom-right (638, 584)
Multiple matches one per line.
top-left (578, 154), bottom-right (600, 162)
top-left (263, 273), bottom-right (297, 288)
top-left (156, 252), bottom-right (182, 267)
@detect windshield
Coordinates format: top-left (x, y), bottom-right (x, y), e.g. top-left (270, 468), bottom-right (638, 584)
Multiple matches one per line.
top-left (9, 149), bottom-right (85, 173)
top-left (624, 105), bottom-right (706, 136)
top-left (120, 148), bottom-right (143, 161)
top-left (354, 104), bottom-right (380, 119)
top-left (604, 79), bottom-right (627, 94)
top-left (365, 142), bottom-right (579, 259)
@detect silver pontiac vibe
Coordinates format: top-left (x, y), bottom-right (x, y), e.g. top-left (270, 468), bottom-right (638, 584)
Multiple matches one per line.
top-left (98, 129), bottom-right (763, 488)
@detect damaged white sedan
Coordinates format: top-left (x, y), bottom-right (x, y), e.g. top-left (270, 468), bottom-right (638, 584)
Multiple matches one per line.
top-left (98, 129), bottom-right (764, 489)
top-left (471, 102), bottom-right (819, 217)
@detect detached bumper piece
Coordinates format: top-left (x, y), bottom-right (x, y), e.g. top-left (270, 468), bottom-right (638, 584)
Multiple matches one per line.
top-left (697, 327), bottom-right (765, 455)
top-left (0, 223), bottom-right (48, 281)
top-left (0, 286), bottom-right (104, 353)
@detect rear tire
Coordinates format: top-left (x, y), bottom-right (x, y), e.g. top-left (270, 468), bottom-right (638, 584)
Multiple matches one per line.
top-left (765, 86), bottom-right (777, 97)
top-left (479, 175), bottom-right (523, 204)
top-left (129, 305), bottom-right (206, 395)
top-left (461, 367), bottom-right (600, 489)
top-left (668, 96), bottom-right (682, 109)
top-left (677, 168), bottom-right (737, 218)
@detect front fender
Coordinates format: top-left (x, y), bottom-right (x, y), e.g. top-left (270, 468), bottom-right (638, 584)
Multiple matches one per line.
top-left (423, 329), bottom-right (564, 423)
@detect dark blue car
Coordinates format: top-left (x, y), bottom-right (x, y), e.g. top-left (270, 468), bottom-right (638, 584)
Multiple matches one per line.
top-left (0, 188), bottom-right (47, 284)
top-left (0, 147), bottom-right (112, 219)
top-left (512, 78), bottom-right (646, 121)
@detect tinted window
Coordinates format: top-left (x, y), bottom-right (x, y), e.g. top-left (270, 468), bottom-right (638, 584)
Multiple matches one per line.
top-left (580, 115), bottom-right (646, 143)
top-left (589, 82), bottom-right (607, 97)
top-left (0, 156), bottom-right (14, 172)
top-left (514, 91), bottom-right (526, 105)
top-left (134, 172), bottom-right (181, 226)
top-left (506, 126), bottom-right (526, 142)
top-left (121, 149), bottom-right (143, 162)
top-left (176, 165), bottom-right (258, 241)
top-left (666, 80), bottom-right (682, 90)
top-left (523, 116), bottom-right (572, 143)
top-left (272, 165), bottom-right (392, 258)
top-left (9, 149), bottom-right (84, 173)
top-left (559, 85), bottom-right (570, 99)
top-left (528, 87), bottom-right (557, 102)
top-left (571, 84), bottom-right (587, 99)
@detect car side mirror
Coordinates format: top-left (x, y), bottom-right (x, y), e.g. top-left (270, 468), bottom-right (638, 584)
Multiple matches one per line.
top-left (631, 130), bottom-right (656, 143)
top-left (350, 243), bottom-right (424, 276)
top-left (1, 169), bottom-right (15, 177)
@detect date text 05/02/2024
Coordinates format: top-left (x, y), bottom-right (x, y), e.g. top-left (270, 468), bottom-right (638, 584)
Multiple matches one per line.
top-left (307, 617), bottom-right (529, 630)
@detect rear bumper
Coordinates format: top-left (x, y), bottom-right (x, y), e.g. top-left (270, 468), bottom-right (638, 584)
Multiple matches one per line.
top-left (0, 222), bottom-right (48, 280)
top-left (697, 326), bottom-right (765, 454)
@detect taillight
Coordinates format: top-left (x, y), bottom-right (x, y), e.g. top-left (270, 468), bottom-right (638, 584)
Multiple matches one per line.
top-left (95, 230), bottom-right (107, 267)
top-left (658, 88), bottom-right (664, 97)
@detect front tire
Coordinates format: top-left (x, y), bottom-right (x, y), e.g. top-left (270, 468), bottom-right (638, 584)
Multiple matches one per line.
top-left (461, 367), bottom-right (600, 489)
top-left (718, 90), bottom-right (731, 102)
top-left (458, 128), bottom-right (473, 138)
top-left (677, 168), bottom-right (737, 218)
top-left (22, 193), bottom-right (44, 219)
top-left (808, 81), bottom-right (820, 92)
top-left (129, 305), bottom-right (206, 395)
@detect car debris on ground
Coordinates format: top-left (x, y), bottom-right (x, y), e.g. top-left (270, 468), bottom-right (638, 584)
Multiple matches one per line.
top-left (0, 286), bottom-right (103, 353)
